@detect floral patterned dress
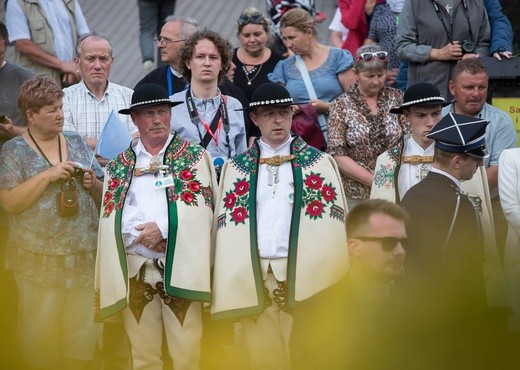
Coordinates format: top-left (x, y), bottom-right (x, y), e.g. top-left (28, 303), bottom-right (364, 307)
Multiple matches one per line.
top-left (327, 84), bottom-right (408, 200)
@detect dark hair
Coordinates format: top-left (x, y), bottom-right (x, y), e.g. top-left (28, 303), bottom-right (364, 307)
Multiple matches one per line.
top-left (0, 21), bottom-right (8, 40)
top-left (76, 32), bottom-right (113, 57)
top-left (346, 199), bottom-right (410, 237)
top-left (179, 29), bottom-right (232, 84)
top-left (18, 76), bottom-right (64, 123)
top-left (451, 58), bottom-right (488, 81)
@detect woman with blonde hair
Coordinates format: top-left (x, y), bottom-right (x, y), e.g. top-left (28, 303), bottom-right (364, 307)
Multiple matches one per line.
top-left (269, 7), bottom-right (355, 140)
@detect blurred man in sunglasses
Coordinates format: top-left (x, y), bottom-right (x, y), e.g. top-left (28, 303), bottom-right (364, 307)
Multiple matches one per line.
top-left (290, 199), bottom-right (409, 369)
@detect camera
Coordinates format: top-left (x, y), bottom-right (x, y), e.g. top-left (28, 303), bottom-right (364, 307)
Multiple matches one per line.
top-left (71, 162), bottom-right (85, 178)
top-left (461, 40), bottom-right (476, 54)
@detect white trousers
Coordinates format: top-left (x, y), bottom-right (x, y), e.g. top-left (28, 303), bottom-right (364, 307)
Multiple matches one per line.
top-left (122, 260), bottom-right (203, 370)
top-left (240, 273), bottom-right (293, 370)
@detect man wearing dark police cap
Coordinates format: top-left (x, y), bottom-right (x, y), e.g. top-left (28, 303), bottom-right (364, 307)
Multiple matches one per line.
top-left (95, 83), bottom-right (218, 369)
top-left (211, 82), bottom-right (349, 370)
top-left (400, 113), bottom-right (500, 369)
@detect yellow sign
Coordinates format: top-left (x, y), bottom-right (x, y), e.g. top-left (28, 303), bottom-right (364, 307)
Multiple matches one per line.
top-left (492, 97), bottom-right (520, 146)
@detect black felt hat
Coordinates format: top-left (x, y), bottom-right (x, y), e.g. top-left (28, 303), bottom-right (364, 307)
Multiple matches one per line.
top-left (239, 82), bottom-right (295, 110)
top-left (390, 82), bottom-right (450, 114)
top-left (427, 113), bottom-right (489, 158)
top-left (119, 83), bottom-right (181, 114)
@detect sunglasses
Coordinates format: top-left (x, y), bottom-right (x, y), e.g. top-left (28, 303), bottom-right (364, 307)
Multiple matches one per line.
top-left (355, 236), bottom-right (410, 252)
top-left (238, 14), bottom-right (265, 26)
top-left (355, 51), bottom-right (388, 63)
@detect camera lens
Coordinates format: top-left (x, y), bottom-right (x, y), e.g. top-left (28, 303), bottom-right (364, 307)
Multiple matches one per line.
top-left (461, 40), bottom-right (476, 54)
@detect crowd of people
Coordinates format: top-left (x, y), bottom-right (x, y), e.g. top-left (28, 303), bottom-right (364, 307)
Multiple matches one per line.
top-left (0, 0), bottom-right (519, 369)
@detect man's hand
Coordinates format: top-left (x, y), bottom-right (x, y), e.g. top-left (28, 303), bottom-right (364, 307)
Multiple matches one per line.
top-left (431, 42), bottom-right (463, 61)
top-left (134, 222), bottom-right (165, 251)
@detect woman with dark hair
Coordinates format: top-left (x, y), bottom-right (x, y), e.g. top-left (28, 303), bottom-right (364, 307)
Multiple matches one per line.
top-left (327, 45), bottom-right (407, 210)
top-left (0, 76), bottom-right (103, 369)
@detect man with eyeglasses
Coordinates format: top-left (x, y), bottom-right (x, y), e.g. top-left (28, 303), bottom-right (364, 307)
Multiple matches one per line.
top-left (290, 199), bottom-right (409, 370)
top-left (400, 113), bottom-right (503, 368)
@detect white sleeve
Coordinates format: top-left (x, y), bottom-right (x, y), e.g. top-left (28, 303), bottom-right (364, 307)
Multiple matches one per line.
top-left (5, 0), bottom-right (31, 42)
top-left (73, 0), bottom-right (90, 36)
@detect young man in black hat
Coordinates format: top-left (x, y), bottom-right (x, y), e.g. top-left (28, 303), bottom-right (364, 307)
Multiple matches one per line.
top-left (211, 82), bottom-right (348, 370)
top-left (371, 82), bottom-right (449, 201)
top-left (400, 113), bottom-right (500, 369)
top-left (95, 83), bottom-right (217, 370)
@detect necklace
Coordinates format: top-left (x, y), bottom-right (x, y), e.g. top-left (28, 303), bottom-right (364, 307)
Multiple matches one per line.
top-left (28, 129), bottom-right (62, 166)
top-left (242, 63), bottom-right (263, 85)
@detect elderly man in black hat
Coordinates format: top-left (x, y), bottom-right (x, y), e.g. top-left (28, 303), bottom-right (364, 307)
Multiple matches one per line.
top-left (211, 82), bottom-right (349, 370)
top-left (95, 83), bottom-right (218, 370)
top-left (400, 113), bottom-right (501, 369)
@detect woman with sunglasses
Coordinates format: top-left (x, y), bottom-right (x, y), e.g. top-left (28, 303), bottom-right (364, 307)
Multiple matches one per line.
top-left (0, 76), bottom-right (103, 369)
top-left (232, 8), bottom-right (283, 103)
top-left (268, 7), bottom-right (356, 140)
top-left (327, 45), bottom-right (407, 210)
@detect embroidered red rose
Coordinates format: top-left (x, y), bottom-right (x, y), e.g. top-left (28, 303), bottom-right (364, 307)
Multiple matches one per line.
top-left (321, 186), bottom-right (336, 202)
top-left (104, 203), bottom-right (114, 215)
top-left (225, 193), bottom-right (237, 209)
top-left (232, 207), bottom-right (248, 223)
top-left (103, 192), bottom-right (112, 204)
top-left (109, 179), bottom-right (119, 190)
top-left (180, 169), bottom-right (193, 181)
top-left (188, 181), bottom-right (200, 192)
top-left (306, 200), bottom-right (324, 217)
top-left (235, 180), bottom-right (249, 196)
top-left (181, 192), bottom-right (195, 204)
top-left (305, 174), bottom-right (323, 190)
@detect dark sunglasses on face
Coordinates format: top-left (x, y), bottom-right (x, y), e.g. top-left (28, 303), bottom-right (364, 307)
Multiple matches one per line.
top-left (238, 14), bottom-right (265, 26)
top-left (355, 51), bottom-right (389, 63)
top-left (355, 236), bottom-right (410, 252)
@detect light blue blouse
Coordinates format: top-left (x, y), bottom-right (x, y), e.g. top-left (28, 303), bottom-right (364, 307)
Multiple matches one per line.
top-left (268, 47), bottom-right (353, 103)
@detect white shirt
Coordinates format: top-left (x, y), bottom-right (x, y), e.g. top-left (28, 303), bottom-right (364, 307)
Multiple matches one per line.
top-left (256, 136), bottom-right (294, 260)
top-left (328, 7), bottom-right (348, 42)
top-left (398, 137), bottom-right (434, 199)
top-left (6, 0), bottom-right (90, 61)
top-left (430, 167), bottom-right (462, 189)
top-left (122, 134), bottom-right (173, 259)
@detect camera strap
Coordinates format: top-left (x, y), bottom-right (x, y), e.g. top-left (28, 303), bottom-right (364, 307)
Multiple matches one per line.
top-left (28, 129), bottom-right (62, 167)
top-left (430, 0), bottom-right (474, 45)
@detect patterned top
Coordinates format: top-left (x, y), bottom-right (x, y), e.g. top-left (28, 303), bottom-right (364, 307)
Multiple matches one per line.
top-left (0, 132), bottom-right (103, 288)
top-left (367, 3), bottom-right (399, 69)
top-left (63, 80), bottom-right (136, 139)
top-left (327, 84), bottom-right (408, 199)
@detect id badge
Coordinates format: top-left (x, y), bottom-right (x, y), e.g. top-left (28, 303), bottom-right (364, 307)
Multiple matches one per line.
top-left (154, 173), bottom-right (174, 189)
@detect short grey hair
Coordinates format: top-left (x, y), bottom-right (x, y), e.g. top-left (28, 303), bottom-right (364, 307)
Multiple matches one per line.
top-left (353, 44), bottom-right (388, 74)
top-left (164, 15), bottom-right (199, 39)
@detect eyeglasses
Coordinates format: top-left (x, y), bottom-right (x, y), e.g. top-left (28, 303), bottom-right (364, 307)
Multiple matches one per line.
top-left (154, 37), bottom-right (186, 45)
top-left (355, 51), bottom-right (388, 63)
top-left (238, 14), bottom-right (265, 26)
top-left (355, 236), bottom-right (410, 252)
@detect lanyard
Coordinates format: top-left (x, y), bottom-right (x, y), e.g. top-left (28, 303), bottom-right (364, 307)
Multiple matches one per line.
top-left (185, 89), bottom-right (231, 158)
top-left (166, 67), bottom-right (190, 95)
top-left (431, 0), bottom-right (474, 44)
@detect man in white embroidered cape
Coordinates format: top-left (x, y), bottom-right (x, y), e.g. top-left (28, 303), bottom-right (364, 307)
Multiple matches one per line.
top-left (95, 84), bottom-right (217, 370)
top-left (211, 82), bottom-right (349, 370)
top-left (370, 82), bottom-right (506, 308)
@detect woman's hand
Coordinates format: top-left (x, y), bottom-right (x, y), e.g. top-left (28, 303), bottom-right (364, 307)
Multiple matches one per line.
top-left (311, 99), bottom-right (330, 114)
top-left (45, 161), bottom-right (78, 183)
top-left (81, 168), bottom-right (96, 190)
